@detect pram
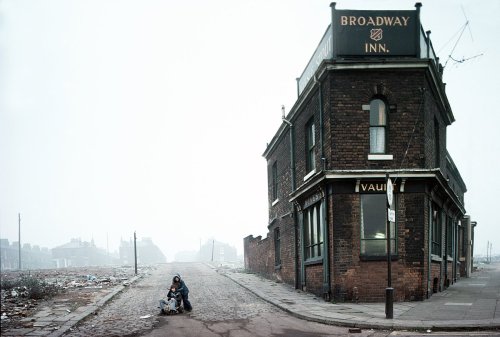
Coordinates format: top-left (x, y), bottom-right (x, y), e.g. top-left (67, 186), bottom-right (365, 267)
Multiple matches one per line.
top-left (160, 290), bottom-right (184, 315)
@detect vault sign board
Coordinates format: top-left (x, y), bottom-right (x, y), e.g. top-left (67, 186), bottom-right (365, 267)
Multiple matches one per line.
top-left (334, 10), bottom-right (418, 57)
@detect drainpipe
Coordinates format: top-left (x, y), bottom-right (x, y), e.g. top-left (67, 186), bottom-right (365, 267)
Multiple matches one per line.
top-left (316, 76), bottom-right (325, 168)
top-left (299, 208), bottom-right (305, 290)
top-left (415, 3), bottom-right (422, 57)
top-left (315, 76), bottom-right (331, 299)
top-left (453, 219), bottom-right (458, 283)
top-left (427, 201), bottom-right (432, 298)
top-left (439, 211), bottom-right (444, 292)
top-left (330, 3), bottom-right (337, 60)
top-left (322, 187), bottom-right (331, 300)
top-left (282, 106), bottom-right (295, 192)
top-left (282, 106), bottom-right (299, 288)
top-left (294, 205), bottom-right (300, 290)
top-left (444, 215), bottom-right (448, 288)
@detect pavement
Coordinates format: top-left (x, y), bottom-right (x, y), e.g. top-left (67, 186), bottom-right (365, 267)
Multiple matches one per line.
top-left (222, 262), bottom-right (500, 331)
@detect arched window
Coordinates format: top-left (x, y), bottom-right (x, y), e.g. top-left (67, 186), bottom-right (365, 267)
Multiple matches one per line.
top-left (369, 98), bottom-right (387, 154)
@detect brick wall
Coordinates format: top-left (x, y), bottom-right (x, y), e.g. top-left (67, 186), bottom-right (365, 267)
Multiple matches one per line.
top-left (431, 262), bottom-right (442, 293)
top-left (330, 190), bottom-right (428, 302)
top-left (244, 235), bottom-right (272, 276)
top-left (399, 193), bottom-right (427, 300)
top-left (304, 263), bottom-right (323, 295)
top-left (328, 70), bottom-right (426, 170)
top-left (263, 115), bottom-right (297, 284)
top-left (269, 219), bottom-right (297, 285)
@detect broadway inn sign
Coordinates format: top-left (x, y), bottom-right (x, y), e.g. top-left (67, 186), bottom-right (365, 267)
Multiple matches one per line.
top-left (335, 10), bottom-right (417, 56)
top-left (298, 4), bottom-right (420, 94)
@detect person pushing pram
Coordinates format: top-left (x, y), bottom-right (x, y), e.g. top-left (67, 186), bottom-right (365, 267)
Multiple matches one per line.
top-left (172, 273), bottom-right (192, 311)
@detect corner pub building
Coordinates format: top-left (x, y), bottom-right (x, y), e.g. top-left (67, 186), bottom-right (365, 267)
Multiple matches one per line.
top-left (244, 3), bottom-right (477, 302)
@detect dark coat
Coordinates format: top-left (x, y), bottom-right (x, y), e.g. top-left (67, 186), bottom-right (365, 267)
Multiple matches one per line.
top-left (172, 274), bottom-right (189, 297)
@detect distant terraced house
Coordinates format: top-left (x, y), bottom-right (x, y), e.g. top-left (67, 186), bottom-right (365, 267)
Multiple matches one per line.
top-left (0, 239), bottom-right (52, 270)
top-left (52, 238), bottom-right (109, 268)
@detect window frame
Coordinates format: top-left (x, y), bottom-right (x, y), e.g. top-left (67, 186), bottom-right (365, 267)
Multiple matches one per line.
top-left (303, 202), bottom-right (323, 261)
top-left (431, 205), bottom-right (442, 257)
top-left (458, 225), bottom-right (465, 259)
top-left (446, 217), bottom-right (453, 257)
top-left (360, 193), bottom-right (397, 258)
top-left (305, 118), bottom-right (316, 173)
top-left (369, 98), bottom-right (388, 154)
top-left (271, 161), bottom-right (278, 202)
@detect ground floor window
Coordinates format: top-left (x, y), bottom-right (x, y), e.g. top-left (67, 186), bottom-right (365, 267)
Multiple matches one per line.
top-left (431, 204), bottom-right (442, 256)
top-left (274, 227), bottom-right (281, 266)
top-left (304, 203), bottom-right (323, 260)
top-left (458, 225), bottom-right (465, 259)
top-left (360, 194), bottom-right (396, 256)
top-left (446, 217), bottom-right (453, 257)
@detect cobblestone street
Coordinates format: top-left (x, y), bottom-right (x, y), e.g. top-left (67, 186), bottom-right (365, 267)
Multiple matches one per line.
top-left (3, 262), bottom-right (497, 336)
top-left (63, 263), bottom-right (281, 337)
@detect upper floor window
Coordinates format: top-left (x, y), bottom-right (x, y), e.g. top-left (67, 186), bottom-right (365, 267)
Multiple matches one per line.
top-left (272, 161), bottom-right (278, 201)
top-left (306, 118), bottom-right (316, 173)
top-left (369, 98), bottom-right (387, 154)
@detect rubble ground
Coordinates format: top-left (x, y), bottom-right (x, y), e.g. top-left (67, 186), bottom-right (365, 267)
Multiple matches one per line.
top-left (0, 265), bottom-right (143, 332)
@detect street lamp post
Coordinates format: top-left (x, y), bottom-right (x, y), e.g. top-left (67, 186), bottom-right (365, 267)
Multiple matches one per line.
top-left (386, 174), bottom-right (394, 319)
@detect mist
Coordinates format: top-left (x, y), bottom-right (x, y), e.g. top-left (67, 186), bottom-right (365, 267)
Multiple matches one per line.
top-left (1, 0), bottom-right (499, 262)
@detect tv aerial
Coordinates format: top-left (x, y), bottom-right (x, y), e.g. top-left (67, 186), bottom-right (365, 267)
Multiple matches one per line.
top-left (440, 5), bottom-right (483, 69)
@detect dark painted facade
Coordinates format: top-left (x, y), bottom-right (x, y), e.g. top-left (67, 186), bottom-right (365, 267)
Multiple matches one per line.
top-left (244, 3), bottom-right (475, 302)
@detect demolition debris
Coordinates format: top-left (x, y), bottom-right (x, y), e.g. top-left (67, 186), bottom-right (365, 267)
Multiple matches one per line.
top-left (0, 266), bottom-right (144, 332)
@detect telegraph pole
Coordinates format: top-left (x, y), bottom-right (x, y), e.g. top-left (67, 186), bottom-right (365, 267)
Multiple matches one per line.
top-left (18, 213), bottom-right (21, 270)
top-left (106, 232), bottom-right (109, 265)
top-left (487, 241), bottom-right (490, 263)
top-left (134, 231), bottom-right (138, 275)
top-left (211, 240), bottom-right (214, 262)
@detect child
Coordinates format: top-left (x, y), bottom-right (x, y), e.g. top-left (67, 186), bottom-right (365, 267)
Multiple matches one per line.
top-left (172, 273), bottom-right (192, 311)
top-left (159, 285), bottom-right (178, 314)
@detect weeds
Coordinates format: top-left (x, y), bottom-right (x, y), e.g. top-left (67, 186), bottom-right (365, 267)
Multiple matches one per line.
top-left (1, 274), bottom-right (60, 300)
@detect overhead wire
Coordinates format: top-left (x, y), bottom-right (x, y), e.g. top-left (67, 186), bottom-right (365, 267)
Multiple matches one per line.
top-left (391, 88), bottom-right (426, 187)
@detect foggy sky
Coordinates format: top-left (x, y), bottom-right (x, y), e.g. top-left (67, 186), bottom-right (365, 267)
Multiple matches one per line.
top-left (1, 0), bottom-right (498, 261)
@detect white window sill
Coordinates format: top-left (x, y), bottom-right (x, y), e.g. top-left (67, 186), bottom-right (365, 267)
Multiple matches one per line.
top-left (272, 199), bottom-right (279, 206)
top-left (368, 154), bottom-right (393, 161)
top-left (303, 169), bottom-right (316, 181)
